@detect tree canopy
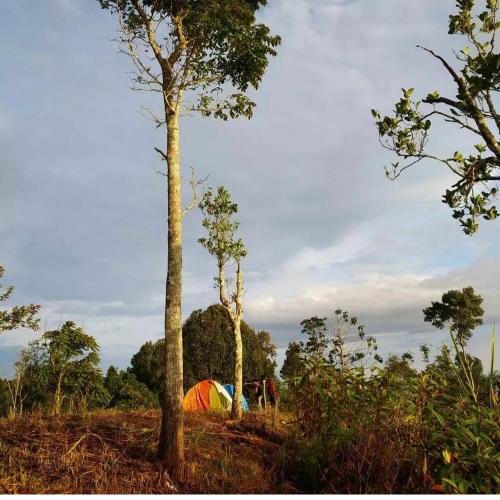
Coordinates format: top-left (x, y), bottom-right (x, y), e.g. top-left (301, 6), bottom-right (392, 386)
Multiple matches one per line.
top-left (300, 316), bottom-right (329, 359)
top-left (130, 304), bottom-right (277, 393)
top-left (98, 0), bottom-right (280, 120)
top-left (27, 321), bottom-right (105, 414)
top-left (372, 0), bottom-right (500, 235)
top-left (0, 266), bottom-right (40, 333)
top-left (423, 286), bottom-right (484, 346)
top-left (282, 309), bottom-right (382, 382)
top-left (130, 340), bottom-right (164, 395)
top-left (104, 366), bottom-right (159, 409)
top-left (199, 186), bottom-right (247, 267)
top-left (280, 341), bottom-right (305, 381)
top-left (183, 304), bottom-right (276, 389)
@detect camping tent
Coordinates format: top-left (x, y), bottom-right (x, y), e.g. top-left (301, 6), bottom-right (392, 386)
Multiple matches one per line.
top-left (183, 379), bottom-right (232, 412)
top-left (223, 384), bottom-right (249, 412)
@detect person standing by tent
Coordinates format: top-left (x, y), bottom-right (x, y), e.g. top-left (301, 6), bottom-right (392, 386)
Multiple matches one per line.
top-left (246, 379), bottom-right (279, 410)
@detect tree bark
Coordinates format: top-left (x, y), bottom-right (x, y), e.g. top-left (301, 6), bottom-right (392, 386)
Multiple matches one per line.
top-left (231, 317), bottom-right (243, 419)
top-left (53, 371), bottom-right (63, 416)
top-left (157, 108), bottom-right (185, 475)
top-left (230, 259), bottom-right (244, 420)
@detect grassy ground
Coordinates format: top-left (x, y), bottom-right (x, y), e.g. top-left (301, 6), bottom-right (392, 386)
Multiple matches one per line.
top-left (0, 410), bottom-right (296, 494)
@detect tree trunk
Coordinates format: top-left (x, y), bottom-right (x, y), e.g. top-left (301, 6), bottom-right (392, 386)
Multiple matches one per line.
top-left (231, 258), bottom-right (244, 420)
top-left (157, 108), bottom-right (184, 475)
top-left (53, 372), bottom-right (63, 416)
top-left (231, 317), bottom-right (243, 420)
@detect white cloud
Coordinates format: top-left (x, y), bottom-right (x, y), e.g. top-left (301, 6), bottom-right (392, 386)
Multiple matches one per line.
top-left (281, 230), bottom-right (369, 272)
top-left (246, 272), bottom-right (439, 330)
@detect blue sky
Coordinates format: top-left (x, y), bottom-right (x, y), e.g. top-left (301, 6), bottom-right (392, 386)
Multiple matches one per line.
top-left (1, 0), bottom-right (499, 376)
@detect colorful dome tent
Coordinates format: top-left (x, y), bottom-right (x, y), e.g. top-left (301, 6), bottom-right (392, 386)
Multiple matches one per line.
top-left (183, 379), bottom-right (232, 412)
top-left (223, 384), bottom-right (249, 412)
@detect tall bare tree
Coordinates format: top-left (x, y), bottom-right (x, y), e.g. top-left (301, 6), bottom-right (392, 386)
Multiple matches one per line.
top-left (372, 0), bottom-right (499, 235)
top-left (199, 186), bottom-right (246, 419)
top-left (98, 0), bottom-right (279, 472)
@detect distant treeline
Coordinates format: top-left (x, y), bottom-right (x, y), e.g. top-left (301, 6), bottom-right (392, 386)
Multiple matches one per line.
top-left (0, 304), bottom-right (276, 418)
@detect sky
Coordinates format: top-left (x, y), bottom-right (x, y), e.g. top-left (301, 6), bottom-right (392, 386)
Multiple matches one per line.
top-left (1, 0), bottom-right (499, 376)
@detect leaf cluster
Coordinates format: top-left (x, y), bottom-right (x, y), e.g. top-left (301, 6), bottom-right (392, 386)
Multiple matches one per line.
top-left (0, 265), bottom-right (40, 333)
top-left (372, 0), bottom-right (500, 235)
top-left (414, 357), bottom-right (499, 493)
top-left (423, 286), bottom-right (484, 346)
top-left (198, 186), bottom-right (246, 267)
top-left (104, 366), bottom-right (159, 409)
top-left (282, 309), bottom-right (382, 385)
top-left (36, 321), bottom-right (100, 371)
top-left (280, 341), bottom-right (305, 381)
top-left (98, 0), bottom-right (280, 120)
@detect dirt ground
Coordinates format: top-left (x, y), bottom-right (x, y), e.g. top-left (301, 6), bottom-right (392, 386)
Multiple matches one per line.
top-left (0, 409), bottom-right (297, 494)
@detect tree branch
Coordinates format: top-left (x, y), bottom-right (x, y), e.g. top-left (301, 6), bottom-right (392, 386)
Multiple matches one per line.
top-left (485, 90), bottom-right (500, 133)
top-left (421, 110), bottom-right (481, 135)
top-left (419, 45), bottom-right (500, 159)
top-left (423, 95), bottom-right (468, 113)
top-left (182, 167), bottom-right (208, 217)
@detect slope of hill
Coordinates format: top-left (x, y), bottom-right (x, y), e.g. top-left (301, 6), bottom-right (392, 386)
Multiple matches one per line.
top-left (0, 410), bottom-right (295, 494)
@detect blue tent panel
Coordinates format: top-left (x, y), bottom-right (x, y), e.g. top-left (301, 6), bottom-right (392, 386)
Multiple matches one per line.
top-left (223, 384), bottom-right (249, 411)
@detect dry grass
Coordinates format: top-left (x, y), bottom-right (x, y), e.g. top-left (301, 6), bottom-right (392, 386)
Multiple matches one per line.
top-left (0, 409), bottom-right (296, 494)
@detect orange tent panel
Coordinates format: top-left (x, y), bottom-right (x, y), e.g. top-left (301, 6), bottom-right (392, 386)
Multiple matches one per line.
top-left (183, 379), bottom-right (212, 411)
top-left (182, 379), bottom-right (233, 412)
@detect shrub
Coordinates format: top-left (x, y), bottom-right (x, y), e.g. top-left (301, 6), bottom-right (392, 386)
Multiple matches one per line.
top-left (104, 367), bottom-right (159, 410)
top-left (282, 359), bottom-right (419, 493)
top-left (282, 342), bottom-right (499, 493)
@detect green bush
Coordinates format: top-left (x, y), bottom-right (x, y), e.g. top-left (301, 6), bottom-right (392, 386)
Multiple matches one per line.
top-left (282, 347), bottom-right (499, 493)
top-left (104, 366), bottom-right (159, 410)
top-left (282, 359), bottom-right (418, 493)
top-left (414, 364), bottom-right (500, 493)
